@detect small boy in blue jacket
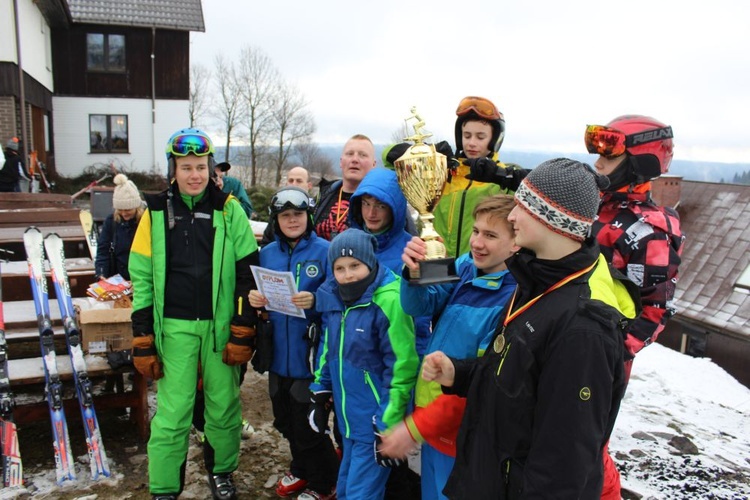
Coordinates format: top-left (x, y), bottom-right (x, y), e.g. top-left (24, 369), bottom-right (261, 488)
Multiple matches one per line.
top-left (309, 229), bottom-right (419, 499)
top-left (248, 186), bottom-right (338, 500)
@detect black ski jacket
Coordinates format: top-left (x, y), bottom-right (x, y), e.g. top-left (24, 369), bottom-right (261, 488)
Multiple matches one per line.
top-left (443, 241), bottom-right (639, 499)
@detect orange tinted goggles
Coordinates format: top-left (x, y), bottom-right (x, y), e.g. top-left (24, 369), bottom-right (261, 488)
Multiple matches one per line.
top-left (456, 96), bottom-right (502, 121)
top-left (584, 125), bottom-right (627, 158)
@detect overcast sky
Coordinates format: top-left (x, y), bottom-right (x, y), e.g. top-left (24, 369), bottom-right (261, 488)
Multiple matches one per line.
top-left (190, 0), bottom-right (750, 164)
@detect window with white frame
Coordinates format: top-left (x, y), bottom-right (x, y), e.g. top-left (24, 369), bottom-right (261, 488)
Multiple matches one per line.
top-left (89, 115), bottom-right (129, 153)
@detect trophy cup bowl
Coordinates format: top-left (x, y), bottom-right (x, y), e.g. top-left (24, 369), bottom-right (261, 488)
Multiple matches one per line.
top-left (394, 142), bottom-right (459, 285)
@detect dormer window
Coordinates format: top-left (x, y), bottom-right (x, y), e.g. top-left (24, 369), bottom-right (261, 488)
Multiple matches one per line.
top-left (87, 33), bottom-right (125, 72)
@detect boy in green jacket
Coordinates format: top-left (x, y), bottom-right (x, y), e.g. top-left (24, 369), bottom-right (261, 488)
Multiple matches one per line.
top-left (130, 128), bottom-right (259, 500)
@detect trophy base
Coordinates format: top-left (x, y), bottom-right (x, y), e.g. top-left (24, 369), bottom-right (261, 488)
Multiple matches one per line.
top-left (410, 257), bottom-right (461, 286)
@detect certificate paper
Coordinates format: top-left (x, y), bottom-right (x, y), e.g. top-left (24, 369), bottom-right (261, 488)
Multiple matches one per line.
top-left (251, 265), bottom-right (306, 318)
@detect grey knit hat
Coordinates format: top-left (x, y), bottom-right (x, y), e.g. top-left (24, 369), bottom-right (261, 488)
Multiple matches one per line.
top-left (514, 158), bottom-right (608, 242)
top-left (328, 229), bottom-right (378, 271)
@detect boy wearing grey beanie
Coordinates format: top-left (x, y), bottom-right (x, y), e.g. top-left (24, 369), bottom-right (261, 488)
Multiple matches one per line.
top-left (422, 158), bottom-right (641, 499)
top-left (310, 229), bottom-right (419, 498)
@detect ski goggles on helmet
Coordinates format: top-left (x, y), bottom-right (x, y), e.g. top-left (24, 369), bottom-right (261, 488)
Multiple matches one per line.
top-left (167, 133), bottom-right (214, 158)
top-left (584, 125), bottom-right (627, 158)
top-left (456, 96), bottom-right (502, 121)
top-left (269, 188), bottom-right (311, 215)
top-left (585, 124), bottom-right (674, 158)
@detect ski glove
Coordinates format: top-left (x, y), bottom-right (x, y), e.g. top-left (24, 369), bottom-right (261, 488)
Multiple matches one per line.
top-left (373, 416), bottom-right (406, 468)
top-left (308, 391), bottom-right (333, 434)
top-left (466, 157), bottom-right (507, 183)
top-left (251, 311), bottom-right (274, 374)
top-left (304, 322), bottom-right (321, 375)
top-left (222, 315), bottom-right (256, 366)
top-left (132, 335), bottom-right (163, 380)
top-left (466, 158), bottom-right (529, 190)
top-left (434, 140), bottom-right (458, 169)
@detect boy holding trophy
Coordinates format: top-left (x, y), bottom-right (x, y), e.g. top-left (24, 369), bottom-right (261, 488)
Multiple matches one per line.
top-left (377, 194), bottom-right (518, 499)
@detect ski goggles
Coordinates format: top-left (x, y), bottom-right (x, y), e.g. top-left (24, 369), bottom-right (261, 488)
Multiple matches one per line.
top-left (167, 133), bottom-right (214, 157)
top-left (585, 124), bottom-right (674, 158)
top-left (456, 96), bottom-right (503, 121)
top-left (270, 188), bottom-right (311, 214)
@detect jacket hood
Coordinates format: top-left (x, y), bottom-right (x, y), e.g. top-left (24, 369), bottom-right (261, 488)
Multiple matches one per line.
top-left (348, 168), bottom-right (407, 252)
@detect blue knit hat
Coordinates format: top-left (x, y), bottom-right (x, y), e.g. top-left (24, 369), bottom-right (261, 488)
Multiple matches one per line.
top-left (328, 229), bottom-right (378, 271)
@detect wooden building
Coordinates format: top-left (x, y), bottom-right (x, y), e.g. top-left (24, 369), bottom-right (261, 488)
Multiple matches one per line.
top-left (652, 177), bottom-right (750, 388)
top-left (1, 0), bottom-right (205, 178)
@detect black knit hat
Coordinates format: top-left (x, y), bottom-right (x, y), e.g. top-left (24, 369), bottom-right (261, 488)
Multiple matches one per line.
top-left (515, 158), bottom-right (608, 242)
top-left (328, 229), bottom-right (378, 271)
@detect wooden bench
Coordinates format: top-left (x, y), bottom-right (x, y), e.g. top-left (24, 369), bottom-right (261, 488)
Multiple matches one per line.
top-left (3, 301), bottom-right (149, 441)
top-left (0, 258), bottom-right (95, 302)
top-left (8, 355), bottom-right (149, 441)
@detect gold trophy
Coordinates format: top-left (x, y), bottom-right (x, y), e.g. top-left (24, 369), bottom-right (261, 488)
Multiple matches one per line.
top-left (394, 107), bottom-right (459, 285)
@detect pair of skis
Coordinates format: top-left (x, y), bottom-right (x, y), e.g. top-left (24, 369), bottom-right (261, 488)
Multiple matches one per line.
top-left (23, 227), bottom-right (110, 483)
top-left (0, 258), bottom-right (23, 488)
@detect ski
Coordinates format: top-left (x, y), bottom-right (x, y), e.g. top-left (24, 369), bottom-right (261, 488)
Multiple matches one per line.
top-left (22, 227), bottom-right (76, 484)
top-left (0, 260), bottom-right (23, 487)
top-left (79, 210), bottom-right (97, 261)
top-left (44, 233), bottom-right (110, 479)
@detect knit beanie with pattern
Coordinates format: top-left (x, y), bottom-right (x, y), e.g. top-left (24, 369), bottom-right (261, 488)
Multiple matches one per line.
top-left (514, 158), bottom-right (608, 242)
top-left (112, 173), bottom-right (142, 210)
top-left (328, 229), bottom-right (378, 271)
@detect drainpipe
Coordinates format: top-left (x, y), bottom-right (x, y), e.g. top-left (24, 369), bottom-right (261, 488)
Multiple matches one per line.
top-left (12, 0), bottom-right (29, 166)
top-left (151, 26), bottom-right (156, 171)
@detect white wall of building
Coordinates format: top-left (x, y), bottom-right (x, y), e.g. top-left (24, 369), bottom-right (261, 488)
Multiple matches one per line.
top-left (0, 0), bottom-right (54, 90)
top-left (52, 96), bottom-right (189, 177)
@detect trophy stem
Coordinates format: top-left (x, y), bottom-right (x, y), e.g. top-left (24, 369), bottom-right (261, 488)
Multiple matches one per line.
top-left (419, 214), bottom-right (445, 260)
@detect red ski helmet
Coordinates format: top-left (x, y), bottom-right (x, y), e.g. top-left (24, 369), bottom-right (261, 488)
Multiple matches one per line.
top-left (605, 115), bottom-right (674, 175)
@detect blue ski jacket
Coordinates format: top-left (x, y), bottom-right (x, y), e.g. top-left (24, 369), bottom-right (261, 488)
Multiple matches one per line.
top-left (349, 167), bottom-right (432, 355)
top-left (312, 265), bottom-right (419, 441)
top-left (401, 252), bottom-right (516, 407)
top-left (260, 231), bottom-right (329, 379)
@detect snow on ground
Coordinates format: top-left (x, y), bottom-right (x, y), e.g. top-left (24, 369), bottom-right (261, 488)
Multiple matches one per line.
top-left (7, 344), bottom-right (749, 498)
top-left (611, 343), bottom-right (750, 499)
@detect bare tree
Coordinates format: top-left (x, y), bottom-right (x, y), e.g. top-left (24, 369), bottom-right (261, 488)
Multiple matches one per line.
top-left (189, 64), bottom-right (211, 128)
top-left (269, 82), bottom-right (316, 186)
top-left (236, 46), bottom-right (280, 186)
top-left (212, 55), bottom-right (243, 163)
top-left (390, 122), bottom-right (412, 144)
top-left (294, 141), bottom-right (335, 180)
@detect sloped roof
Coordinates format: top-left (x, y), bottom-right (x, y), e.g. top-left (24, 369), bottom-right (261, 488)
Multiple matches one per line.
top-left (674, 181), bottom-right (750, 337)
top-left (67, 0), bottom-right (205, 32)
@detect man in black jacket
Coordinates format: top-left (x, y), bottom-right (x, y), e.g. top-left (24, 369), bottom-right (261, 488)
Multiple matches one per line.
top-left (423, 158), bottom-right (639, 499)
top-left (0, 137), bottom-right (30, 192)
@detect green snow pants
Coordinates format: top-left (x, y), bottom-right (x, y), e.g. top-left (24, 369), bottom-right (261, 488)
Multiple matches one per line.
top-left (148, 317), bottom-right (241, 495)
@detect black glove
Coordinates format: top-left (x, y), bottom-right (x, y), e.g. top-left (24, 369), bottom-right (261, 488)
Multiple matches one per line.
top-left (373, 416), bottom-right (406, 468)
top-left (304, 322), bottom-right (321, 375)
top-left (434, 140), bottom-right (458, 169)
top-left (466, 157), bottom-right (505, 182)
top-left (251, 311), bottom-right (274, 374)
top-left (466, 158), bottom-right (529, 191)
top-left (106, 349), bottom-right (133, 370)
top-left (308, 391), bottom-right (333, 434)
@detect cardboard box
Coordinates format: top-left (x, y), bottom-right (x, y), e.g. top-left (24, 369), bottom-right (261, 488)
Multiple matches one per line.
top-left (76, 307), bottom-right (133, 354)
